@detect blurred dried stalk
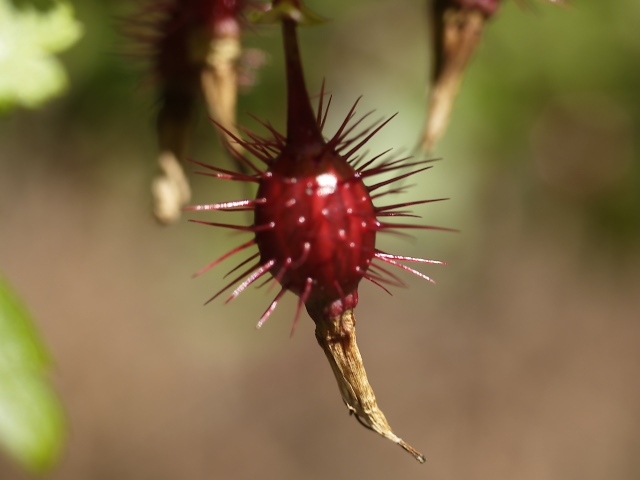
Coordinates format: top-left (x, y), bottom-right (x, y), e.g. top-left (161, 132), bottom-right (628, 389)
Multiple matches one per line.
top-left (201, 35), bottom-right (244, 155)
top-left (152, 33), bottom-right (244, 224)
top-left (422, 0), bottom-right (499, 153)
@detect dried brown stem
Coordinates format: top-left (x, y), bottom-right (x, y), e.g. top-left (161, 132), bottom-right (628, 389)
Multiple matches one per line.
top-left (312, 307), bottom-right (426, 464)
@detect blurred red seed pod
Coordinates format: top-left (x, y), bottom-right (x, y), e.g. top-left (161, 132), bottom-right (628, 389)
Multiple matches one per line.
top-left (124, 0), bottom-right (255, 223)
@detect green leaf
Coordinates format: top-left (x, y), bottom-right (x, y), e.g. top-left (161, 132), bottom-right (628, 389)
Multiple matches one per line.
top-left (0, 273), bottom-right (66, 472)
top-left (0, 0), bottom-right (83, 110)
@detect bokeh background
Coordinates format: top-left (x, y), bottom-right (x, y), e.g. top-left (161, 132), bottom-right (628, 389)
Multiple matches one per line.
top-left (2, 0), bottom-right (640, 478)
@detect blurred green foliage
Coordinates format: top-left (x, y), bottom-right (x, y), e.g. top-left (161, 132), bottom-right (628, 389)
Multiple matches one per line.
top-left (465, 1), bottom-right (640, 246)
top-left (0, 0), bottom-right (78, 471)
top-left (0, 0), bottom-right (82, 110)
top-left (0, 274), bottom-right (65, 472)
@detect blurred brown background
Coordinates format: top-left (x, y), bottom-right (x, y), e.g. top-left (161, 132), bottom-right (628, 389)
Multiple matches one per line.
top-left (1, 0), bottom-right (639, 478)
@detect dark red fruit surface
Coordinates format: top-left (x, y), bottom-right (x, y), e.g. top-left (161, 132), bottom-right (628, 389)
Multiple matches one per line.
top-left (255, 145), bottom-right (376, 304)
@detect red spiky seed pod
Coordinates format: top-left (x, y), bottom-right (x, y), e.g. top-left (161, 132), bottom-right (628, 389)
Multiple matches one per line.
top-left (188, 5), bottom-right (451, 463)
